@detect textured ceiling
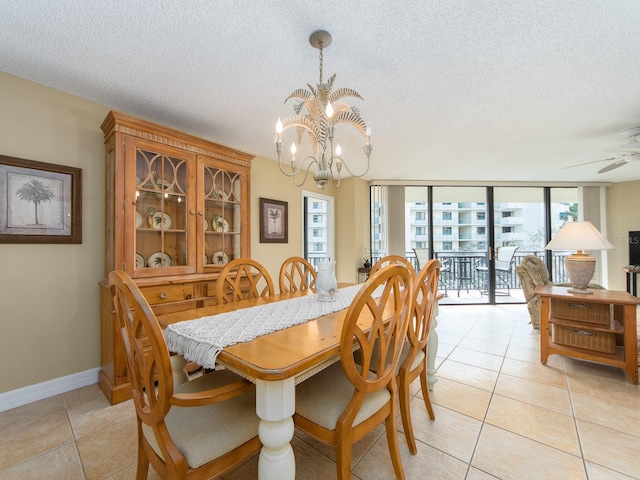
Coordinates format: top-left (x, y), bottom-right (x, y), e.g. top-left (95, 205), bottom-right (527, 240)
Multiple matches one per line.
top-left (2, 1), bottom-right (640, 184)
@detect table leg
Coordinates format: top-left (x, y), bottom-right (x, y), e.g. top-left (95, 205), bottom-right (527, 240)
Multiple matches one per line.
top-left (622, 305), bottom-right (639, 384)
top-left (256, 378), bottom-right (296, 480)
top-left (539, 296), bottom-right (550, 364)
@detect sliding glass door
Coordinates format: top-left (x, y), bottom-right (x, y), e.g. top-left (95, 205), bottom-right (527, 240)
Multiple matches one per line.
top-left (431, 187), bottom-right (489, 304)
top-left (370, 184), bottom-right (580, 306)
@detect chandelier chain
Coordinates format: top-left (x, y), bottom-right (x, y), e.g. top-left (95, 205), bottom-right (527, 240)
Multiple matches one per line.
top-left (318, 42), bottom-right (324, 84)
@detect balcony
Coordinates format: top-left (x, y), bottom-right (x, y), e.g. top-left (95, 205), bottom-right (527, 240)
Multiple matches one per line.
top-left (368, 250), bottom-right (572, 305)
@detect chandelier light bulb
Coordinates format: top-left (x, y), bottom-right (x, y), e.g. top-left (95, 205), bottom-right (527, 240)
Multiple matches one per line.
top-left (276, 118), bottom-right (283, 134)
top-left (325, 102), bottom-right (334, 119)
top-left (290, 142), bottom-right (297, 155)
top-left (335, 143), bottom-right (342, 156)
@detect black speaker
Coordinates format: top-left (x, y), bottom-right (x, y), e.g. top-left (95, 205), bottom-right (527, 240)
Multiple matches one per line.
top-left (629, 231), bottom-right (640, 266)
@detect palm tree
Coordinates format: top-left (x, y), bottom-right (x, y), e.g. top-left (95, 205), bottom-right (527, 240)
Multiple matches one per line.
top-left (269, 208), bottom-right (281, 234)
top-left (15, 179), bottom-right (54, 225)
top-left (560, 203), bottom-right (579, 224)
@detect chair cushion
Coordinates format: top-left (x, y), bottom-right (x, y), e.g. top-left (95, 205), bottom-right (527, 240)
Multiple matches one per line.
top-left (295, 362), bottom-right (391, 431)
top-left (141, 371), bottom-right (259, 469)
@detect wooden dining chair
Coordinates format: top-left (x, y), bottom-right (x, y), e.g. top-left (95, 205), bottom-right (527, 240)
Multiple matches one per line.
top-left (294, 265), bottom-right (413, 480)
top-left (278, 256), bottom-right (317, 294)
top-left (215, 258), bottom-right (275, 304)
top-left (354, 259), bottom-right (440, 455)
top-left (369, 254), bottom-right (416, 276)
top-left (398, 258), bottom-right (440, 454)
top-left (109, 270), bottom-right (261, 479)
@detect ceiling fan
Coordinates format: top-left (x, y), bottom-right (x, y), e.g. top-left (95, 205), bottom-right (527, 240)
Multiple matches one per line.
top-left (565, 127), bottom-right (640, 174)
top-left (596, 152), bottom-right (640, 173)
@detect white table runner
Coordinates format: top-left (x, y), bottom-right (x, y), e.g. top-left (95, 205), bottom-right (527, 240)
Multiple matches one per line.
top-left (164, 284), bottom-right (363, 369)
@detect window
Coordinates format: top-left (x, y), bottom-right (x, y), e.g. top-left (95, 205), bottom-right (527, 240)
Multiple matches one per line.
top-left (304, 191), bottom-right (334, 266)
top-left (477, 226), bottom-right (485, 235)
top-left (442, 227), bottom-right (452, 236)
top-left (477, 212), bottom-right (485, 220)
top-left (415, 211), bottom-right (425, 220)
top-left (416, 226), bottom-right (425, 235)
top-left (442, 212), bottom-right (452, 220)
top-left (442, 242), bottom-right (453, 251)
top-left (502, 211), bottom-right (513, 218)
top-left (502, 226), bottom-right (513, 233)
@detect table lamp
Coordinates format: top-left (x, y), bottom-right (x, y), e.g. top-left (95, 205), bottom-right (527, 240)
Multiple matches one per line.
top-left (545, 221), bottom-right (614, 294)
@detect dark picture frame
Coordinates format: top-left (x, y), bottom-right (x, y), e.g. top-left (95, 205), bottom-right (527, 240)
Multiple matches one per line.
top-left (259, 197), bottom-right (288, 243)
top-left (0, 154), bottom-right (82, 244)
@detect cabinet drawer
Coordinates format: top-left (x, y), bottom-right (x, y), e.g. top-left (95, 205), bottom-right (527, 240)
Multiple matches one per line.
top-left (551, 324), bottom-right (616, 353)
top-left (140, 284), bottom-right (194, 305)
top-left (550, 299), bottom-right (610, 325)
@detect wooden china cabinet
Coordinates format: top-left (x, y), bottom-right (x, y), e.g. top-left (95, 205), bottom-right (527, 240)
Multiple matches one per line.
top-left (98, 111), bottom-right (253, 404)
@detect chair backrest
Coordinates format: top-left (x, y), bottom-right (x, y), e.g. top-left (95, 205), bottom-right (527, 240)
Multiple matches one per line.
top-left (495, 246), bottom-right (518, 271)
top-left (341, 265), bottom-right (413, 401)
top-left (370, 255), bottom-right (416, 276)
top-left (412, 248), bottom-right (430, 270)
top-left (402, 259), bottom-right (440, 371)
top-left (279, 256), bottom-right (317, 294)
top-left (515, 255), bottom-right (551, 301)
top-left (109, 270), bottom-right (175, 426)
top-left (216, 258), bottom-right (275, 304)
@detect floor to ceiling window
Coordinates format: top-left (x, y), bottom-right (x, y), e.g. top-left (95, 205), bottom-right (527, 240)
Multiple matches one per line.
top-left (370, 184), bottom-right (580, 305)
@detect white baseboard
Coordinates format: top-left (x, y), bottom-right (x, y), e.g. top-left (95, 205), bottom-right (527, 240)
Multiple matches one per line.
top-left (0, 368), bottom-right (100, 413)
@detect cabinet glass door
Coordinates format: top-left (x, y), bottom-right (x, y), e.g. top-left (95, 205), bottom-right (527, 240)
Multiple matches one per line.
top-left (134, 149), bottom-right (190, 271)
top-left (202, 164), bottom-right (242, 267)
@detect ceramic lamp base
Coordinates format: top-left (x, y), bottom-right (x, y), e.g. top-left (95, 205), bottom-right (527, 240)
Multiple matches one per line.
top-left (564, 254), bottom-right (596, 291)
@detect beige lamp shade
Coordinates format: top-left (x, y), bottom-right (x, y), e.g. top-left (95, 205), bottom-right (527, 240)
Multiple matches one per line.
top-left (545, 221), bottom-right (614, 294)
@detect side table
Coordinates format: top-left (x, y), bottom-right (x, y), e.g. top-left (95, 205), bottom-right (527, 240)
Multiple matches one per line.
top-left (536, 285), bottom-right (639, 384)
top-left (357, 267), bottom-right (371, 283)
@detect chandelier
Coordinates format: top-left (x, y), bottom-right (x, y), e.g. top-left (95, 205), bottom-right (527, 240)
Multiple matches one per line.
top-left (275, 30), bottom-right (372, 189)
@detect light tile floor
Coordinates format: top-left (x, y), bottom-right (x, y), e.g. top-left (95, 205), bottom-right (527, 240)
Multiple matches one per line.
top-left (1, 304), bottom-right (639, 479)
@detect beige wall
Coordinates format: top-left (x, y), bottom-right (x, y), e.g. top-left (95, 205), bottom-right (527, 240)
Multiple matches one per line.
top-left (0, 72), bottom-right (109, 392)
top-left (606, 180), bottom-right (640, 291)
top-left (0, 72), bottom-right (369, 394)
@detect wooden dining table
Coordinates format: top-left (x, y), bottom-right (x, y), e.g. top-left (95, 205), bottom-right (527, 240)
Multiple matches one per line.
top-left (157, 283), bottom-right (443, 479)
top-left (157, 284), bottom-right (357, 480)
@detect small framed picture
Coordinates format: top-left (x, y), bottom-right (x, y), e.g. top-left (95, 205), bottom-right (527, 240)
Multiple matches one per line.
top-left (0, 154), bottom-right (82, 243)
top-left (259, 197), bottom-right (288, 243)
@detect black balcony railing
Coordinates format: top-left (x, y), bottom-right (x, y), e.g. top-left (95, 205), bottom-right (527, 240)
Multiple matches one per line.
top-left (369, 250), bottom-right (570, 292)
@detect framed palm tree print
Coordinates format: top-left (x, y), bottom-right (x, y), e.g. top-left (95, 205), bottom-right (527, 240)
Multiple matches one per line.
top-left (0, 154), bottom-right (82, 243)
top-left (259, 197), bottom-right (287, 243)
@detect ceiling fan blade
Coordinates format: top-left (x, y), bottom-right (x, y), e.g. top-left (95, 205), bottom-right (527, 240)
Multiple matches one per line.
top-left (562, 157), bottom-right (616, 169)
top-left (598, 159), bottom-right (628, 173)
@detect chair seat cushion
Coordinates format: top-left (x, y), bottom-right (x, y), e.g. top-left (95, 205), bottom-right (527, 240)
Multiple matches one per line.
top-left (295, 362), bottom-right (391, 431)
top-left (142, 371), bottom-right (259, 469)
